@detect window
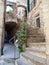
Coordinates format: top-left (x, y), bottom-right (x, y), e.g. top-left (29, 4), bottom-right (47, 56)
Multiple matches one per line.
top-left (34, 0), bottom-right (37, 6)
top-left (36, 17), bottom-right (40, 28)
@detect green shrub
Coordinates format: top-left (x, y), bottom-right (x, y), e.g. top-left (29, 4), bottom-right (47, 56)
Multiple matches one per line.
top-left (16, 21), bottom-right (27, 52)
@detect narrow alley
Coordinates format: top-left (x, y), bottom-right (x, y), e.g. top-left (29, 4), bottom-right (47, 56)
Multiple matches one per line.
top-left (0, 0), bottom-right (49, 65)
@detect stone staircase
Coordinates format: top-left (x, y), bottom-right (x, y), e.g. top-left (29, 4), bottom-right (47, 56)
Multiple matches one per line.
top-left (17, 43), bottom-right (46, 65)
top-left (0, 43), bottom-right (46, 65)
top-left (27, 26), bottom-right (45, 43)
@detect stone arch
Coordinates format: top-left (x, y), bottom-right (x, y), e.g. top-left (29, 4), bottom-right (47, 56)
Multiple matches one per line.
top-left (5, 22), bottom-right (18, 40)
top-left (17, 5), bottom-right (27, 10)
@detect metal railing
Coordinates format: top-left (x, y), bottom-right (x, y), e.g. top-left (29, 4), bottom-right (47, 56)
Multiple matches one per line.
top-left (9, 36), bottom-right (16, 44)
top-left (9, 36), bottom-right (20, 59)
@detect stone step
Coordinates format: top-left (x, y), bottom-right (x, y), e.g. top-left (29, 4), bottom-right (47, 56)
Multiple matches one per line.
top-left (25, 43), bottom-right (46, 58)
top-left (21, 52), bottom-right (46, 65)
top-left (25, 47), bottom-right (46, 58)
top-left (30, 43), bottom-right (46, 47)
top-left (27, 38), bottom-right (45, 43)
top-left (17, 58), bottom-right (33, 65)
top-left (26, 47), bottom-right (46, 53)
top-left (28, 35), bottom-right (44, 38)
top-left (27, 38), bottom-right (45, 41)
top-left (27, 30), bottom-right (42, 34)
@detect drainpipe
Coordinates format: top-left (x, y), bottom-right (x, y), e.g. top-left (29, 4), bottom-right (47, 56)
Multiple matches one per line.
top-left (27, 0), bottom-right (30, 13)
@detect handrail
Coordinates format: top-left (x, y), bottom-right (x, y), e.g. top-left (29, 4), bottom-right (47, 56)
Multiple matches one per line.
top-left (9, 36), bottom-right (20, 59)
top-left (9, 36), bottom-right (16, 44)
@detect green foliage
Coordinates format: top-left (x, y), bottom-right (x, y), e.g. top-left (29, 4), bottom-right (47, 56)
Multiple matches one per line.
top-left (7, 10), bottom-right (12, 14)
top-left (16, 21), bottom-right (27, 52)
top-left (20, 22), bottom-right (27, 30)
top-left (19, 48), bottom-right (24, 53)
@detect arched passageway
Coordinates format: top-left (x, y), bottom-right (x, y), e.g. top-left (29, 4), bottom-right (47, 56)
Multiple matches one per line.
top-left (4, 22), bottom-right (18, 43)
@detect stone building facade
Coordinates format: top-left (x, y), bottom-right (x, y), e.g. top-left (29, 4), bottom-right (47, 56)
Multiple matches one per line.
top-left (27, 0), bottom-right (44, 35)
top-left (27, 0), bottom-right (49, 65)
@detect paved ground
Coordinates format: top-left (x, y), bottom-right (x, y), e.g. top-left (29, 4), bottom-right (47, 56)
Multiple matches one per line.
top-left (1, 44), bottom-right (20, 59)
top-left (0, 44), bottom-right (20, 65)
top-left (0, 60), bottom-right (15, 65)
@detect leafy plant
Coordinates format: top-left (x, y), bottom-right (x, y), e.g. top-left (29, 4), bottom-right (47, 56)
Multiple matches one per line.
top-left (7, 10), bottom-right (12, 15)
top-left (16, 21), bottom-right (27, 52)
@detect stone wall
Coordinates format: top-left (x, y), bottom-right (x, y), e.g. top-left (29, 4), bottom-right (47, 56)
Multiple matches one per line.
top-left (0, 0), bottom-right (4, 56)
top-left (27, 1), bottom-right (44, 35)
top-left (27, 0), bottom-right (49, 64)
top-left (42, 0), bottom-right (49, 65)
